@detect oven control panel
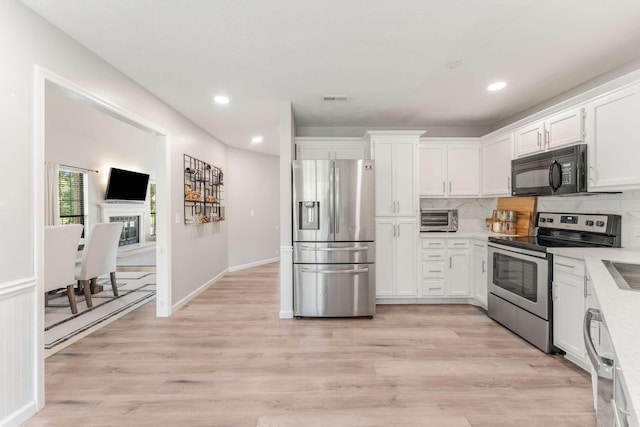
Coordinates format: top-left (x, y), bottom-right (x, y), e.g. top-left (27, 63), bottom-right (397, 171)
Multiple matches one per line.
top-left (537, 213), bottom-right (611, 232)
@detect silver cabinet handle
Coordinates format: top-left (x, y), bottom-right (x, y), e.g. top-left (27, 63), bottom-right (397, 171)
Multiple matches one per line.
top-left (300, 246), bottom-right (369, 252)
top-left (449, 257), bottom-right (452, 269)
top-left (583, 308), bottom-right (613, 379)
top-left (449, 181), bottom-right (452, 193)
top-left (453, 242), bottom-right (465, 246)
top-left (482, 260), bottom-right (486, 273)
top-left (537, 132), bottom-right (541, 148)
top-left (427, 255), bottom-right (440, 258)
top-left (429, 287), bottom-right (441, 290)
top-left (556, 263), bottom-right (575, 269)
top-left (396, 200), bottom-right (399, 213)
top-left (393, 224), bottom-right (396, 237)
top-left (428, 242), bottom-right (440, 246)
top-left (507, 176), bottom-right (511, 191)
top-left (300, 267), bottom-right (369, 274)
top-left (397, 223), bottom-right (400, 237)
top-left (545, 129), bottom-right (550, 148)
top-left (474, 242), bottom-right (484, 248)
top-left (428, 270), bottom-right (442, 273)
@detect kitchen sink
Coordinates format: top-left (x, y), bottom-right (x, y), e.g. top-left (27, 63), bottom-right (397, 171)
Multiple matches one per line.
top-left (603, 260), bottom-right (640, 291)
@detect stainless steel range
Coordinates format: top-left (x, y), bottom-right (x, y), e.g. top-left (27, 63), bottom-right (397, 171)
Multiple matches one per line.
top-left (488, 212), bottom-right (621, 353)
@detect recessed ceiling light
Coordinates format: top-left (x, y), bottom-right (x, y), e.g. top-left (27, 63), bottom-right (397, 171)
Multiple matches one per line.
top-left (214, 95), bottom-right (229, 104)
top-left (251, 136), bottom-right (263, 144)
top-left (487, 81), bottom-right (507, 91)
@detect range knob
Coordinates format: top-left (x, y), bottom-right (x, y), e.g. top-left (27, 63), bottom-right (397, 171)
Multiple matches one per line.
top-left (596, 220), bottom-right (606, 227)
top-left (547, 218), bottom-right (554, 223)
top-left (585, 220), bottom-right (594, 226)
top-left (539, 218), bottom-right (547, 223)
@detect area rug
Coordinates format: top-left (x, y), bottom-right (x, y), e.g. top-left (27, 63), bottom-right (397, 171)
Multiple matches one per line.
top-left (45, 272), bottom-right (156, 350)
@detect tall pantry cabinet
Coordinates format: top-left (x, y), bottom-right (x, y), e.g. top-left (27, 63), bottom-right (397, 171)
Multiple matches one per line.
top-left (368, 131), bottom-right (424, 299)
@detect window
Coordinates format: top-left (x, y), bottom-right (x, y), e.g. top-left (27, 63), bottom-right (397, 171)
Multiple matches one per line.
top-left (149, 182), bottom-right (156, 236)
top-left (58, 169), bottom-right (87, 234)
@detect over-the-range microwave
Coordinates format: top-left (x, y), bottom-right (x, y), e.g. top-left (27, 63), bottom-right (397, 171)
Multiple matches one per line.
top-left (511, 144), bottom-right (588, 196)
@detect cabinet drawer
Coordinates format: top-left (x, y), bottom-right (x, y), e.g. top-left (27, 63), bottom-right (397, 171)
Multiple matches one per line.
top-left (422, 239), bottom-right (445, 249)
top-left (422, 280), bottom-right (445, 296)
top-left (554, 256), bottom-right (585, 277)
top-left (447, 239), bottom-right (470, 249)
top-left (422, 251), bottom-right (445, 261)
top-left (473, 240), bottom-right (487, 250)
top-left (422, 261), bottom-right (446, 278)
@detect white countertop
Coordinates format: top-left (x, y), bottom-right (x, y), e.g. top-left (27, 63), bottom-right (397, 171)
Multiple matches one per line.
top-left (419, 229), bottom-right (520, 240)
top-left (549, 247), bottom-right (640, 422)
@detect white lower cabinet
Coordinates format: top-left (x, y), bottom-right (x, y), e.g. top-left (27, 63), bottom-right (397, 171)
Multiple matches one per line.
top-left (376, 218), bottom-right (417, 297)
top-left (421, 238), bottom-right (470, 298)
top-left (553, 255), bottom-right (589, 369)
top-left (472, 240), bottom-right (488, 307)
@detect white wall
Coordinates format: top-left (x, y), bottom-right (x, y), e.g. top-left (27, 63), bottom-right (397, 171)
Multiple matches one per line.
top-left (226, 147), bottom-right (279, 269)
top-left (0, 1), bottom-right (228, 424)
top-left (45, 87), bottom-right (157, 232)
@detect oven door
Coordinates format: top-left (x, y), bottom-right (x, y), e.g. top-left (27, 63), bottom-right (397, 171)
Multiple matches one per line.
top-left (488, 243), bottom-right (549, 320)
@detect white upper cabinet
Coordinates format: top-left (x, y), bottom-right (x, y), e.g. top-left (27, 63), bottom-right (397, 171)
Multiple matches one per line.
top-left (481, 133), bottom-right (513, 196)
top-left (419, 140), bottom-right (480, 197)
top-left (514, 107), bottom-right (584, 157)
top-left (419, 144), bottom-right (447, 196)
top-left (295, 138), bottom-right (369, 160)
top-left (447, 145), bottom-right (480, 196)
top-left (584, 82), bottom-right (640, 191)
top-left (369, 131), bottom-right (422, 217)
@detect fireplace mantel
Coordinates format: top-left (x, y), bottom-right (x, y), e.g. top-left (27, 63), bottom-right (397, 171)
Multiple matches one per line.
top-left (100, 202), bottom-right (149, 243)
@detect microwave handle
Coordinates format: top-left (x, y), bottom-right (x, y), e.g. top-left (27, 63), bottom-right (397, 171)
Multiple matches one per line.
top-left (549, 160), bottom-right (562, 192)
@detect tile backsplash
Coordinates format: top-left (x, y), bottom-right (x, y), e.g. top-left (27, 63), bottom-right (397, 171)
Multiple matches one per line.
top-left (537, 191), bottom-right (640, 249)
top-left (421, 192), bottom-right (640, 248)
top-left (420, 198), bottom-right (497, 230)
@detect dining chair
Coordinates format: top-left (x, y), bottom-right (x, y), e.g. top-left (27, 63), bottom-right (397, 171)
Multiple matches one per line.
top-left (75, 222), bottom-right (123, 308)
top-left (44, 224), bottom-right (83, 314)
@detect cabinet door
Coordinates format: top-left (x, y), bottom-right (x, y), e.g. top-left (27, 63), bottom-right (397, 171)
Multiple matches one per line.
top-left (546, 108), bottom-right (584, 150)
top-left (447, 250), bottom-right (470, 296)
top-left (419, 144), bottom-right (447, 196)
top-left (553, 276), bottom-right (586, 361)
top-left (447, 145), bottom-right (480, 196)
top-left (482, 134), bottom-right (513, 196)
top-left (473, 248), bottom-right (488, 305)
top-left (394, 141), bottom-right (417, 216)
top-left (515, 122), bottom-right (545, 157)
top-left (395, 219), bottom-right (417, 296)
top-left (585, 83), bottom-right (640, 191)
top-left (333, 143), bottom-right (368, 160)
top-left (374, 141), bottom-right (394, 216)
top-left (296, 144), bottom-right (332, 160)
top-left (375, 219), bottom-right (395, 296)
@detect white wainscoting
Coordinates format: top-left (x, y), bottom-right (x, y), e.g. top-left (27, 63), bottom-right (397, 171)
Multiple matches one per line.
top-left (0, 278), bottom-right (37, 427)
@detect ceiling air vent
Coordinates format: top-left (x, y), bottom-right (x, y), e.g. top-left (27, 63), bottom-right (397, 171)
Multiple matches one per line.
top-left (322, 95), bottom-right (350, 102)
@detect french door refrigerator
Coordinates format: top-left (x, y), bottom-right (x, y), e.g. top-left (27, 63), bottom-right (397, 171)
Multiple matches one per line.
top-left (293, 160), bottom-right (375, 317)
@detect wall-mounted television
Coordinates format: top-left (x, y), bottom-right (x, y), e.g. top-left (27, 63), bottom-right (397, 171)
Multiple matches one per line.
top-left (104, 167), bottom-right (150, 201)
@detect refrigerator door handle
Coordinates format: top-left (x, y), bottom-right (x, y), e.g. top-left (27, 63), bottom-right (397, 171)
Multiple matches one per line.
top-left (335, 164), bottom-right (340, 234)
top-left (329, 161), bottom-right (335, 234)
top-left (583, 308), bottom-right (613, 379)
top-left (300, 246), bottom-right (369, 252)
top-left (300, 267), bottom-right (369, 274)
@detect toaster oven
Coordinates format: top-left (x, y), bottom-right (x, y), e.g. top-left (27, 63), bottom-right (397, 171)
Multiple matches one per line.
top-left (420, 209), bottom-right (458, 232)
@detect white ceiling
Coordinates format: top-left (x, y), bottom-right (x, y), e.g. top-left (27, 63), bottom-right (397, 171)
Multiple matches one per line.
top-left (22, 0), bottom-right (640, 155)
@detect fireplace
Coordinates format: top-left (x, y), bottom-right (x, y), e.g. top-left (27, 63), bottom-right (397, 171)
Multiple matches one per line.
top-left (100, 203), bottom-right (149, 247)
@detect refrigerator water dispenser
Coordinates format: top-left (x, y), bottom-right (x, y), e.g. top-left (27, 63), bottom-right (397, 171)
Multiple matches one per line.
top-left (299, 201), bottom-right (319, 230)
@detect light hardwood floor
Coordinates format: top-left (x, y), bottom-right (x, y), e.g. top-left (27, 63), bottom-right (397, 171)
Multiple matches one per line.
top-left (25, 262), bottom-right (595, 426)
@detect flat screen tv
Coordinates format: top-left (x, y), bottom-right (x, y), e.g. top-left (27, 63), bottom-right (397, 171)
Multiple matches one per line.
top-left (105, 167), bottom-right (150, 201)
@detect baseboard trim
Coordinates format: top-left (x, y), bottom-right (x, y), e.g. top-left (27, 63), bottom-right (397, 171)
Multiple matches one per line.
top-left (376, 297), bottom-right (486, 308)
top-left (279, 310), bottom-right (294, 319)
top-left (228, 257), bottom-right (279, 273)
top-left (172, 269), bottom-right (228, 312)
top-left (1, 401), bottom-right (37, 427)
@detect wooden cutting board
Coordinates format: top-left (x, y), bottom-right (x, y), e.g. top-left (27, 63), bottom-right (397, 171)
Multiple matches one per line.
top-left (496, 196), bottom-right (538, 236)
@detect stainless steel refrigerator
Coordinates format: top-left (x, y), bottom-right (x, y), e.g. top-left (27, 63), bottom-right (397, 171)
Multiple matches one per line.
top-left (292, 159), bottom-right (375, 318)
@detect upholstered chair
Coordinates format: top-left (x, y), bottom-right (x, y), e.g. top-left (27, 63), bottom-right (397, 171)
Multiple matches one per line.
top-left (44, 224), bottom-right (83, 314)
